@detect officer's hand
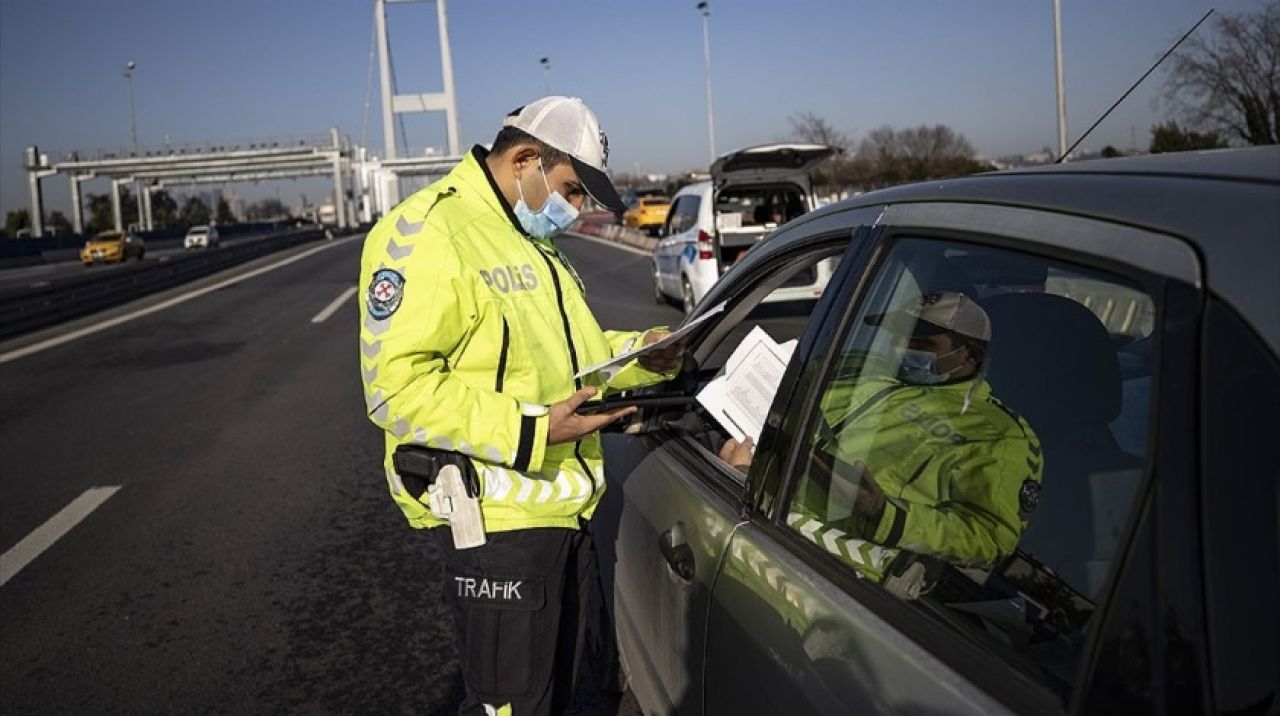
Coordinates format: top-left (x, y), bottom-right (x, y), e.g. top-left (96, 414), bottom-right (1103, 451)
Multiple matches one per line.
top-left (548, 387), bottom-right (637, 445)
top-left (851, 461), bottom-right (886, 516)
top-left (637, 330), bottom-right (685, 373)
top-left (719, 437), bottom-right (755, 472)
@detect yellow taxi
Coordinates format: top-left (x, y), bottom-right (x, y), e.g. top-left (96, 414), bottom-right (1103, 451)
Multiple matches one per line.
top-left (80, 231), bottom-right (145, 266)
top-left (623, 196), bottom-right (671, 235)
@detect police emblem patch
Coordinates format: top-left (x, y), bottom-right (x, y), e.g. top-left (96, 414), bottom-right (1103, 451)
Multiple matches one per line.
top-left (367, 268), bottom-right (405, 320)
top-left (1019, 478), bottom-right (1041, 515)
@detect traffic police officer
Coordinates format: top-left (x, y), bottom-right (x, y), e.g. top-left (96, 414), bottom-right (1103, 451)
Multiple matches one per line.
top-left (359, 96), bottom-right (681, 715)
top-left (722, 292), bottom-right (1043, 588)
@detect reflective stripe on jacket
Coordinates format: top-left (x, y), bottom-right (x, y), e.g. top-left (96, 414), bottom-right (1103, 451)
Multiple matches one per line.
top-left (358, 146), bottom-right (669, 533)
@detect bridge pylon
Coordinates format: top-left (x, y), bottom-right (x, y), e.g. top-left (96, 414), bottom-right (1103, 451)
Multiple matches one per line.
top-left (375, 0), bottom-right (461, 208)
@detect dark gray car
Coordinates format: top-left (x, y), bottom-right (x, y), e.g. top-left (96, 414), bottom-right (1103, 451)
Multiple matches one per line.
top-left (595, 147), bottom-right (1280, 715)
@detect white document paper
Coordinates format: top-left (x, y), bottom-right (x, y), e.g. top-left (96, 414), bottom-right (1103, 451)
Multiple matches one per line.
top-left (696, 326), bottom-right (797, 443)
top-left (574, 301), bottom-right (727, 382)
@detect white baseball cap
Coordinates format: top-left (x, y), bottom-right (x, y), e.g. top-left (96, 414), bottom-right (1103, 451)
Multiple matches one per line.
top-left (502, 96), bottom-right (623, 212)
top-left (866, 291), bottom-right (992, 342)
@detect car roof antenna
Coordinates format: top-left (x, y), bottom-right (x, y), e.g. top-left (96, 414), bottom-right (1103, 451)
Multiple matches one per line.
top-left (1056, 8), bottom-right (1214, 163)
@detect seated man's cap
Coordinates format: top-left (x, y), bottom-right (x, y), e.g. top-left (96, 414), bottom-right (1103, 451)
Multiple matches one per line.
top-left (503, 96), bottom-right (624, 213)
top-left (866, 291), bottom-right (992, 342)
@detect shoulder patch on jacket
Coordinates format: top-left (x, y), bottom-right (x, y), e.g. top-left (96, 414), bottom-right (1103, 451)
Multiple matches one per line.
top-left (367, 268), bottom-right (406, 320)
top-left (1018, 478), bottom-right (1041, 516)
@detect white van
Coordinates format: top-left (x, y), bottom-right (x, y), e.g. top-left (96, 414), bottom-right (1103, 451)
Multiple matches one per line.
top-left (652, 143), bottom-right (837, 313)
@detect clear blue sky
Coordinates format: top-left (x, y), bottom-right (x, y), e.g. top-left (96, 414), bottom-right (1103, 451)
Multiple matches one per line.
top-left (0, 0), bottom-right (1263, 218)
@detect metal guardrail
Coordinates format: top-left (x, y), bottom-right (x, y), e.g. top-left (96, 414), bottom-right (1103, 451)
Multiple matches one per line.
top-left (0, 228), bottom-right (326, 341)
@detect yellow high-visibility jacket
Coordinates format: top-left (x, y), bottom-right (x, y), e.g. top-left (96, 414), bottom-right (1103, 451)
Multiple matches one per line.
top-left (801, 370), bottom-right (1043, 575)
top-left (358, 147), bottom-right (670, 533)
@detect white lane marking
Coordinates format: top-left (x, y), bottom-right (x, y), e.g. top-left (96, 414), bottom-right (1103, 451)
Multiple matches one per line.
top-left (0, 236), bottom-right (362, 365)
top-left (311, 285), bottom-right (358, 324)
top-left (0, 486), bottom-right (121, 588)
top-left (563, 231), bottom-right (653, 258)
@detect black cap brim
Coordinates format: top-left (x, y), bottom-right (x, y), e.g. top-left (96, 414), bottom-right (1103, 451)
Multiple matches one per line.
top-left (571, 156), bottom-right (624, 213)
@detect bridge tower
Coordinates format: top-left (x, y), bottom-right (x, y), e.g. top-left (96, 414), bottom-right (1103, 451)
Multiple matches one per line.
top-left (375, 0), bottom-right (461, 207)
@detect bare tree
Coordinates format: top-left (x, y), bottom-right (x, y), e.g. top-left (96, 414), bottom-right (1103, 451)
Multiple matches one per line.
top-left (1163, 2), bottom-right (1280, 145)
top-left (789, 112), bottom-right (861, 192)
top-left (788, 111), bottom-right (851, 151)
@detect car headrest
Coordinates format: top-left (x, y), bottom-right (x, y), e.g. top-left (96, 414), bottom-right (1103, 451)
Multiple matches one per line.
top-left (981, 293), bottom-right (1121, 427)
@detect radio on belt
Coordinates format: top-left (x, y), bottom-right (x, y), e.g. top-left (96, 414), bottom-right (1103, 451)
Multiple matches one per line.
top-left (393, 445), bottom-right (486, 549)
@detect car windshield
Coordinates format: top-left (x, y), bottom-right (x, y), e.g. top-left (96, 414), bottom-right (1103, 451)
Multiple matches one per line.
top-left (641, 198), bottom-right (670, 206)
top-left (188, 228), bottom-right (208, 235)
top-left (90, 233), bottom-right (121, 242)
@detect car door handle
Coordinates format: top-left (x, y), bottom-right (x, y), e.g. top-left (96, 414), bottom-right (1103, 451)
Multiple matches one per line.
top-left (659, 522), bottom-right (696, 581)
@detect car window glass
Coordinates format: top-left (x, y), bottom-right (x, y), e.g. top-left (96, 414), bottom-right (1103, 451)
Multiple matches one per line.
top-left (660, 197), bottom-right (681, 234)
top-left (669, 196), bottom-right (701, 234)
top-left (780, 236), bottom-right (1156, 703)
top-left (659, 242), bottom-right (848, 487)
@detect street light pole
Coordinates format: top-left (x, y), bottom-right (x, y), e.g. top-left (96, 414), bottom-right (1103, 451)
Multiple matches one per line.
top-left (124, 61), bottom-right (139, 156)
top-left (1052, 0), bottom-right (1068, 159)
top-left (540, 57), bottom-right (550, 96)
top-left (697, 2), bottom-right (716, 162)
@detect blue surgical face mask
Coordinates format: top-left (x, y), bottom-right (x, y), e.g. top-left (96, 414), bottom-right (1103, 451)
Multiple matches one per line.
top-left (898, 346), bottom-right (962, 385)
top-left (513, 163), bottom-right (579, 241)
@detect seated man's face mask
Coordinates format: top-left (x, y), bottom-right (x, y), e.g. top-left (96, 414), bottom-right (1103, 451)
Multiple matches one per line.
top-left (897, 345), bottom-right (964, 385)
top-left (514, 162), bottom-right (579, 240)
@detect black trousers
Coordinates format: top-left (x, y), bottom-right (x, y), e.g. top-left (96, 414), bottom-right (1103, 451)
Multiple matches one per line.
top-left (434, 525), bottom-right (599, 716)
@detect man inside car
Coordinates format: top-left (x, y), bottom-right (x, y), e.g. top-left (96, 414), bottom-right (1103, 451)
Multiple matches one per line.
top-left (721, 291), bottom-right (1043, 595)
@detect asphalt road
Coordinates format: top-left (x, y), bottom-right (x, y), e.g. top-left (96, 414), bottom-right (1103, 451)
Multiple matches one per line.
top-left (0, 231), bottom-right (280, 294)
top-left (0, 231), bottom-right (679, 714)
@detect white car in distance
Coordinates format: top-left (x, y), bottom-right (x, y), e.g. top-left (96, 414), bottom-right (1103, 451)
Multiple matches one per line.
top-left (652, 143), bottom-right (838, 314)
top-left (183, 225), bottom-right (220, 250)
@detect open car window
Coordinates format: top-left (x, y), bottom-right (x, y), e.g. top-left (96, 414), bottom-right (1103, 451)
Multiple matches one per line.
top-left (640, 240), bottom-right (850, 486)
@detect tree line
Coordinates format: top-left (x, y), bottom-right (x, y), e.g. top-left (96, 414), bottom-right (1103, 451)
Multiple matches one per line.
top-left (789, 114), bottom-right (996, 192)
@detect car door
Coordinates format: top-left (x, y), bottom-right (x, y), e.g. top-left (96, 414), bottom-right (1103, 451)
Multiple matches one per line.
top-left (671, 194), bottom-right (701, 282)
top-left (663, 195), bottom-right (701, 296)
top-left (701, 200), bottom-right (1204, 715)
top-left (598, 207), bottom-right (881, 714)
top-left (655, 196), bottom-right (688, 295)
top-left (598, 425), bottom-right (744, 714)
